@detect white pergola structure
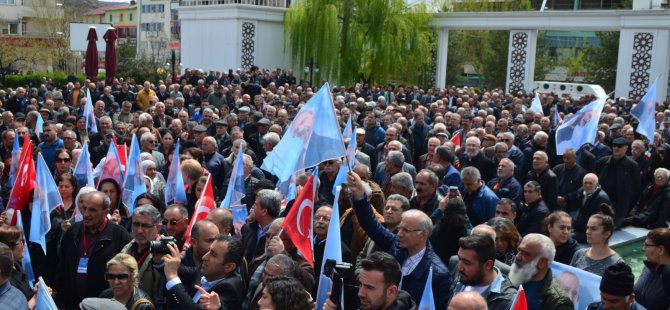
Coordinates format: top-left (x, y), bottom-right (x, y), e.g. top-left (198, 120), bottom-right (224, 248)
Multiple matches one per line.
top-left (432, 8), bottom-right (670, 102)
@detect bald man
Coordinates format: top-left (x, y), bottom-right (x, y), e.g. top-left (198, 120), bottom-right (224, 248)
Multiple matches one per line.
top-left (448, 291), bottom-right (488, 310)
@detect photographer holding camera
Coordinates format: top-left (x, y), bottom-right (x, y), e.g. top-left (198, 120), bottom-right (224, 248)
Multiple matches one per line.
top-left (120, 205), bottom-right (164, 305)
top-left (162, 234), bottom-right (244, 309)
top-left (323, 251), bottom-right (417, 310)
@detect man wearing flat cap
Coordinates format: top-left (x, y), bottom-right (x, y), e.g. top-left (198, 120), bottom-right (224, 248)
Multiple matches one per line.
top-left (587, 262), bottom-right (646, 310)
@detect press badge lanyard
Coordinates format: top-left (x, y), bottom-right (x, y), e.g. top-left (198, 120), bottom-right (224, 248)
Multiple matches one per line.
top-left (132, 247), bottom-right (150, 266)
top-left (82, 218), bottom-right (108, 256)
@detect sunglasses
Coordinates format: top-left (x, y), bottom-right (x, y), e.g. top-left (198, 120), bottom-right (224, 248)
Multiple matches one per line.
top-left (324, 160), bottom-right (336, 165)
top-left (57, 157), bottom-right (71, 163)
top-left (105, 273), bottom-right (131, 281)
top-left (162, 219), bottom-right (181, 226)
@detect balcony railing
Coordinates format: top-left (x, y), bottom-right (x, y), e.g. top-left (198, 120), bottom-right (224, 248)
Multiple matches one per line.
top-left (180, 0), bottom-right (289, 8)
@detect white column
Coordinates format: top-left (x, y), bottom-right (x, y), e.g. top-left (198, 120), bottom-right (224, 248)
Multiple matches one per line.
top-left (615, 29), bottom-right (670, 102)
top-left (505, 30), bottom-right (537, 94)
top-left (436, 28), bottom-right (449, 89)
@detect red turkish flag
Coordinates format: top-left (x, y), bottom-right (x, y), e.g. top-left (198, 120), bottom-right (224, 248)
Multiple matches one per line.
top-left (450, 132), bottom-right (461, 147)
top-left (510, 285), bottom-right (528, 310)
top-left (184, 175), bottom-right (216, 243)
top-left (7, 134), bottom-right (35, 225)
top-left (281, 174), bottom-right (315, 266)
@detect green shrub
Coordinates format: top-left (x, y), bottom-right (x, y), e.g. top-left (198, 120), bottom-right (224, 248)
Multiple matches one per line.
top-left (3, 72), bottom-right (106, 89)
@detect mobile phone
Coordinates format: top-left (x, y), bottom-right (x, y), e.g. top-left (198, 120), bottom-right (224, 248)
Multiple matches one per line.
top-left (448, 186), bottom-right (458, 197)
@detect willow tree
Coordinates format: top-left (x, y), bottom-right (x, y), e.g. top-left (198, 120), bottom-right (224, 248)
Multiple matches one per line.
top-left (284, 0), bottom-right (434, 86)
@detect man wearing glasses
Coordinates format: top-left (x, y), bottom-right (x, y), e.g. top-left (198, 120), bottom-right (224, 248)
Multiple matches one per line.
top-left (121, 205), bottom-right (163, 304)
top-left (348, 171), bottom-right (451, 309)
top-left (162, 205), bottom-right (189, 251)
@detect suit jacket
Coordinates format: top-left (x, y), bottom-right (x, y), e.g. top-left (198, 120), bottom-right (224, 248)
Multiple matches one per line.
top-left (167, 274), bottom-right (244, 310)
top-left (526, 168), bottom-right (559, 211)
top-left (553, 164), bottom-right (587, 197)
top-left (460, 152), bottom-right (496, 183)
top-left (353, 197), bottom-right (451, 309)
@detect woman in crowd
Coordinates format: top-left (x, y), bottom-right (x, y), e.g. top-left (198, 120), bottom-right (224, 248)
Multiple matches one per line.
top-left (634, 227), bottom-right (670, 310)
top-left (75, 116), bottom-right (89, 145)
top-left (431, 197), bottom-right (468, 264)
top-left (45, 173), bottom-right (80, 284)
top-left (158, 129), bottom-right (175, 159)
top-left (570, 205), bottom-right (623, 276)
top-left (543, 211), bottom-right (580, 265)
top-left (134, 192), bottom-right (165, 215)
top-left (142, 159), bottom-right (166, 203)
top-left (98, 178), bottom-right (130, 229)
top-left (99, 253), bottom-right (154, 310)
top-left (53, 149), bottom-right (73, 178)
top-left (257, 276), bottom-right (312, 310)
top-left (487, 217), bottom-right (520, 265)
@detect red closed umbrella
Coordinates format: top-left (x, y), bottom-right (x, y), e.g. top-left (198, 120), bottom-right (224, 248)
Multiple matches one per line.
top-left (103, 27), bottom-right (118, 86)
top-left (85, 26), bottom-right (99, 82)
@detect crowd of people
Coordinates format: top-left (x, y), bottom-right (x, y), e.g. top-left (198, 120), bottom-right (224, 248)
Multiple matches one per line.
top-left (0, 65), bottom-right (668, 310)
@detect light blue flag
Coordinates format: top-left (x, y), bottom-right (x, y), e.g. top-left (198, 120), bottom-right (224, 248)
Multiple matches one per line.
top-left (30, 153), bottom-right (64, 255)
top-left (315, 186), bottom-right (343, 310)
top-left (35, 112), bottom-right (44, 137)
top-left (73, 142), bottom-right (95, 188)
top-left (16, 211), bottom-right (35, 288)
top-left (84, 88), bottom-right (98, 134)
top-left (530, 92), bottom-right (544, 116)
top-left (342, 116), bottom-right (353, 140)
top-left (553, 104), bottom-right (562, 127)
top-left (165, 140), bottom-right (187, 204)
top-left (332, 127), bottom-right (358, 195)
top-left (417, 267), bottom-right (435, 310)
top-left (220, 147), bottom-right (246, 209)
top-left (122, 135), bottom-right (147, 214)
top-left (35, 276), bottom-right (57, 310)
top-left (262, 83), bottom-right (346, 183)
top-left (555, 97), bottom-right (606, 155)
top-left (8, 129), bottom-right (20, 187)
top-left (551, 262), bottom-right (601, 310)
top-left (631, 79), bottom-right (658, 144)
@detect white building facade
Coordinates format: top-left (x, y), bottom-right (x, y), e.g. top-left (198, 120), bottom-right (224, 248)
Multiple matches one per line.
top-left (137, 0), bottom-right (178, 61)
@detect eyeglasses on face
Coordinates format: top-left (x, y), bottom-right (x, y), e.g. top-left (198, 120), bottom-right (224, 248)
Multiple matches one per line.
top-left (162, 219), bottom-right (181, 226)
top-left (397, 227), bottom-right (424, 234)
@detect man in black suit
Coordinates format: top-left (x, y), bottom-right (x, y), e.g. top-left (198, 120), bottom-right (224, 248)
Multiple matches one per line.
top-left (596, 137), bottom-right (641, 228)
top-left (163, 234), bottom-right (244, 309)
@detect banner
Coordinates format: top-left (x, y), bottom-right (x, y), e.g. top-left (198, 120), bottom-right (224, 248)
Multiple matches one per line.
top-left (551, 262), bottom-right (601, 310)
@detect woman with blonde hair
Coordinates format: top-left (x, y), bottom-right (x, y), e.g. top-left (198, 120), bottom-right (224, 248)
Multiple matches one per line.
top-left (99, 253), bottom-right (154, 310)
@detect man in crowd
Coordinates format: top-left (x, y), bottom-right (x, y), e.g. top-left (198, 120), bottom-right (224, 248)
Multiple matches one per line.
top-left (508, 233), bottom-right (572, 310)
top-left (348, 171), bottom-right (451, 309)
top-left (57, 191), bottom-right (132, 308)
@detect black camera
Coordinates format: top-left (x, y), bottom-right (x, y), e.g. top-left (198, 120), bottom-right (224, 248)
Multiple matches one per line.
top-left (149, 236), bottom-right (177, 255)
top-left (323, 259), bottom-right (356, 310)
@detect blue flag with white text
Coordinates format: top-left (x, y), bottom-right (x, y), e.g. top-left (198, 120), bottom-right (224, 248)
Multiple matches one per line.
top-left (122, 135), bottom-right (146, 213)
top-left (315, 186), bottom-right (343, 309)
top-left (84, 88), bottom-right (98, 134)
top-left (555, 97), bottom-right (606, 155)
top-left (262, 83), bottom-right (346, 183)
top-left (631, 79), bottom-right (658, 144)
top-left (30, 153), bottom-right (63, 255)
top-left (8, 129), bottom-right (20, 187)
top-left (220, 147), bottom-right (246, 210)
top-left (73, 142), bottom-right (95, 188)
top-left (165, 140), bottom-right (187, 205)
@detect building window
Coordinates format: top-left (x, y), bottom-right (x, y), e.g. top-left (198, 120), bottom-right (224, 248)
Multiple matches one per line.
top-left (109, 15), bottom-right (112, 22)
top-left (129, 13), bottom-right (133, 21)
top-left (120, 13), bottom-right (123, 22)
top-left (129, 27), bottom-right (136, 38)
top-left (141, 5), bottom-right (145, 13)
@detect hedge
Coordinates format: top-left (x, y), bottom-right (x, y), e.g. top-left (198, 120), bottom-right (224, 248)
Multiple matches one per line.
top-left (2, 72), bottom-right (106, 89)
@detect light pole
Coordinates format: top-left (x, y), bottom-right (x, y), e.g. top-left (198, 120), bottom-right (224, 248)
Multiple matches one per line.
top-left (304, 57), bottom-right (319, 87)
